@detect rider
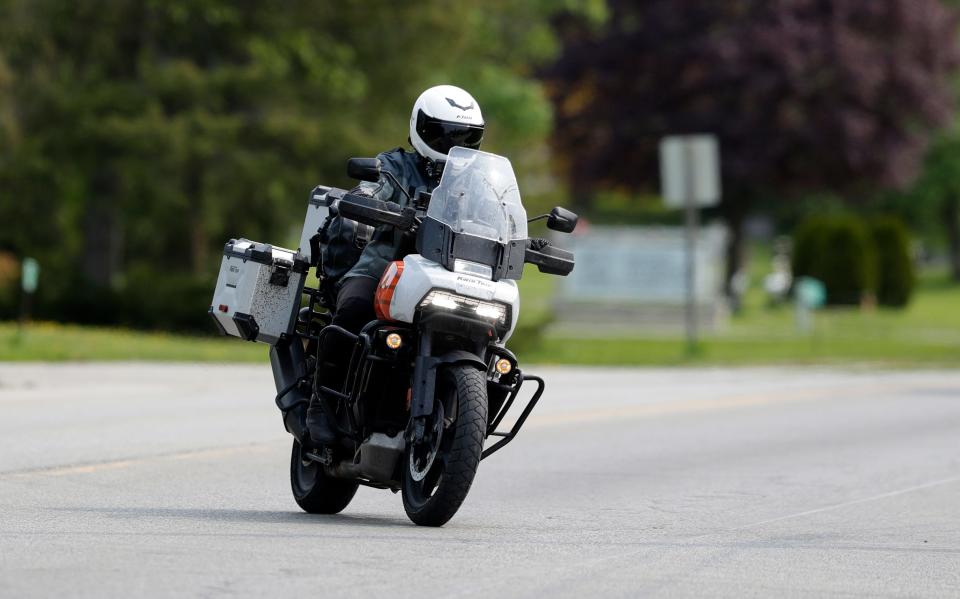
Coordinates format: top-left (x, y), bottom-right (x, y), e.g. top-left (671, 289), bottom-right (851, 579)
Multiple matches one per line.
top-left (305, 84), bottom-right (486, 445)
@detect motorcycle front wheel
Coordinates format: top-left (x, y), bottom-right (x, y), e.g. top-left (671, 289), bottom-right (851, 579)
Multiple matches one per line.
top-left (402, 364), bottom-right (488, 527)
top-left (289, 439), bottom-right (359, 514)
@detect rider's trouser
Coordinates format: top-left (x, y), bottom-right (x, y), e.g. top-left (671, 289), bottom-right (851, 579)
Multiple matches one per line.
top-left (323, 275), bottom-right (377, 381)
top-left (329, 275), bottom-right (378, 339)
top-left (306, 275), bottom-right (379, 442)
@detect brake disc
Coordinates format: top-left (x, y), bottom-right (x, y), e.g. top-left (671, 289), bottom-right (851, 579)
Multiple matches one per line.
top-left (409, 401), bottom-right (445, 482)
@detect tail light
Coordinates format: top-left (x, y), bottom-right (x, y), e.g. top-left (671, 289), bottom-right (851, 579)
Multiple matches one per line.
top-left (375, 260), bottom-right (405, 320)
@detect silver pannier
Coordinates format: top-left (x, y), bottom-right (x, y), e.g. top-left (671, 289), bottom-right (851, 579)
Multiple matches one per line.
top-left (209, 239), bottom-right (308, 345)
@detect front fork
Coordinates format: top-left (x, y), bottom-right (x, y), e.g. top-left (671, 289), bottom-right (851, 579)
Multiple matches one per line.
top-left (407, 330), bottom-right (489, 444)
top-left (406, 330), bottom-right (546, 458)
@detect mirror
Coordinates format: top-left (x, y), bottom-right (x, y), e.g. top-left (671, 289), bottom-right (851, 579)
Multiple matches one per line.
top-left (347, 157), bottom-right (381, 182)
top-left (546, 206), bottom-right (578, 233)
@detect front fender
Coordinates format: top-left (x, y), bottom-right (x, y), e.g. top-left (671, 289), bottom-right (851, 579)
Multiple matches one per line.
top-left (436, 350), bottom-right (486, 371)
top-left (411, 350), bottom-right (486, 420)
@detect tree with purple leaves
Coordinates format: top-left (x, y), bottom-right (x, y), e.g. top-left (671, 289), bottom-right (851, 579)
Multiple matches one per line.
top-left (542, 0), bottom-right (960, 294)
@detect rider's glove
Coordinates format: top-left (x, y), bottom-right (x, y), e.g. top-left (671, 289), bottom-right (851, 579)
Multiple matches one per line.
top-left (529, 238), bottom-right (550, 251)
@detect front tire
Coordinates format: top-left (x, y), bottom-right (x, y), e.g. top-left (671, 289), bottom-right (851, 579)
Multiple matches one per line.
top-left (289, 440), bottom-right (359, 514)
top-left (402, 365), bottom-right (488, 527)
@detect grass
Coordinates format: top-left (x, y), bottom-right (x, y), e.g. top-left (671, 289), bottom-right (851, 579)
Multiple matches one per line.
top-left (3, 261), bottom-right (960, 366)
top-left (0, 321), bottom-right (267, 362)
top-left (521, 251), bottom-right (960, 366)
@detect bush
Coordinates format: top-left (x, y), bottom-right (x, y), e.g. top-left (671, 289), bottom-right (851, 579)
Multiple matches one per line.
top-left (870, 217), bottom-right (915, 307)
top-left (792, 215), bottom-right (877, 306)
top-left (28, 266), bottom-right (214, 333)
top-left (506, 311), bottom-right (553, 355)
top-left (119, 267), bottom-right (215, 332)
top-left (0, 252), bottom-right (19, 319)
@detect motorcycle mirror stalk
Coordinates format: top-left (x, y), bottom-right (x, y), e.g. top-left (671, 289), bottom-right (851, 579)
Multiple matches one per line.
top-left (528, 206), bottom-right (579, 234)
top-left (347, 157), bottom-right (413, 202)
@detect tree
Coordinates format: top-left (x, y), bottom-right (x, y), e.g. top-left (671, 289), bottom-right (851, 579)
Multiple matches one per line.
top-left (541, 0), bottom-right (960, 293)
top-left (0, 0), bottom-right (598, 326)
top-left (906, 133), bottom-right (960, 280)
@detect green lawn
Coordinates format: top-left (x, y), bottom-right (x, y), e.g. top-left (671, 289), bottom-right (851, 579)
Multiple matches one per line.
top-left (3, 267), bottom-right (959, 366)
top-left (521, 262), bottom-right (960, 366)
top-left (0, 321), bottom-right (268, 362)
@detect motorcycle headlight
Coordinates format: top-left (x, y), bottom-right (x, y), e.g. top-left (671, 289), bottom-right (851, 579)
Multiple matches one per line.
top-left (419, 290), bottom-right (508, 326)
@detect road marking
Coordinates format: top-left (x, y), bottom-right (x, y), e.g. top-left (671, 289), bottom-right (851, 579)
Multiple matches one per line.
top-left (518, 473), bottom-right (960, 588)
top-left (4, 381), bottom-right (954, 478)
top-left (521, 382), bottom-right (955, 429)
top-left (734, 474), bottom-right (960, 530)
top-left (2, 442), bottom-right (277, 479)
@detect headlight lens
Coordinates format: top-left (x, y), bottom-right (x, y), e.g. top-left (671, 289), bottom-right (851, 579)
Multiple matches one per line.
top-left (453, 259), bottom-right (493, 280)
top-left (419, 290), bottom-right (508, 326)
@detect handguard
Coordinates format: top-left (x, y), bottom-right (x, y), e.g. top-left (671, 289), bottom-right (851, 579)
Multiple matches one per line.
top-left (338, 193), bottom-right (416, 230)
top-left (524, 239), bottom-right (575, 276)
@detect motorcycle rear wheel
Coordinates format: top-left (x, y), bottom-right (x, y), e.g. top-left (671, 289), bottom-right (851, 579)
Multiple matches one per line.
top-left (402, 365), bottom-right (488, 527)
top-left (289, 439), bottom-right (359, 514)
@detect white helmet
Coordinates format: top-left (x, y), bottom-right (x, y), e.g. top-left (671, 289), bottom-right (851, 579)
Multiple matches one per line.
top-left (409, 85), bottom-right (485, 163)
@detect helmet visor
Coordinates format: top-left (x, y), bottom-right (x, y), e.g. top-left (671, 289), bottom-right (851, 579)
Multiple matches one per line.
top-left (416, 110), bottom-right (484, 156)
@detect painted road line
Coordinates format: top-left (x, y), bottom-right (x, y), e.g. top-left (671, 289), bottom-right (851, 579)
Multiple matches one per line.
top-left (2, 442), bottom-right (277, 478)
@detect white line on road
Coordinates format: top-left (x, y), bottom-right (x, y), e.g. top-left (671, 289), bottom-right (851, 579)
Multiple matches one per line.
top-left (733, 474), bottom-right (960, 531)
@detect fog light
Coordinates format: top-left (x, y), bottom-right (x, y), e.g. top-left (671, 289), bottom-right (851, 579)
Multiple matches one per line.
top-left (495, 358), bottom-right (512, 375)
top-left (386, 333), bottom-right (403, 349)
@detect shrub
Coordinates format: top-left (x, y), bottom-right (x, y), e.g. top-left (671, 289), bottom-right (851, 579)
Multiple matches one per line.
top-left (120, 267), bottom-right (214, 332)
top-left (792, 215), bottom-right (877, 306)
top-left (870, 217), bottom-right (915, 307)
top-left (0, 252), bottom-right (19, 319)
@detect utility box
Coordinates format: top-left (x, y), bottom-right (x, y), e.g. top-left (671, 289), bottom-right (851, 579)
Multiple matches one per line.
top-left (209, 239), bottom-right (308, 344)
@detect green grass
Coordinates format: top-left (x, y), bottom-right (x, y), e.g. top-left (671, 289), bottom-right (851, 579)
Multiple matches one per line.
top-left (0, 321), bottom-right (267, 362)
top-left (3, 264), bottom-right (960, 366)
top-left (521, 264), bottom-right (960, 367)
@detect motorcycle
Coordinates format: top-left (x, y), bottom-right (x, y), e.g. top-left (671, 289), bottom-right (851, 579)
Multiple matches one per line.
top-left (211, 147), bottom-right (576, 526)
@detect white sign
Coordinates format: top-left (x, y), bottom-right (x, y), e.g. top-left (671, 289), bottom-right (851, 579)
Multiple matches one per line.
top-left (21, 257), bottom-right (39, 294)
top-left (558, 226), bottom-right (727, 305)
top-left (659, 134), bottom-right (721, 208)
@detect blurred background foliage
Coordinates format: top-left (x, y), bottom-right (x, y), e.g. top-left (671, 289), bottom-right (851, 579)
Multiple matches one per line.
top-left (0, 0), bottom-right (603, 328)
top-left (2, 0), bottom-right (960, 364)
top-left (541, 0), bottom-right (960, 292)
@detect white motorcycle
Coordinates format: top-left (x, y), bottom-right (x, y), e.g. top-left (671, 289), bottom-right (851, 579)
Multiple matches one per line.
top-left (210, 147), bottom-right (576, 526)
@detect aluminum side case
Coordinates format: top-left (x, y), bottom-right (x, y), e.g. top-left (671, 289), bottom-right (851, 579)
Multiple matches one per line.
top-left (389, 254), bottom-right (520, 342)
top-left (297, 185), bottom-right (331, 265)
top-left (210, 239), bottom-right (307, 344)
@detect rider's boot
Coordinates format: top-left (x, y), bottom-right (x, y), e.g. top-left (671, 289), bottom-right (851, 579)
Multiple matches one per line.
top-left (283, 402), bottom-right (310, 445)
top-left (305, 396), bottom-right (337, 445)
top-left (306, 342), bottom-right (346, 446)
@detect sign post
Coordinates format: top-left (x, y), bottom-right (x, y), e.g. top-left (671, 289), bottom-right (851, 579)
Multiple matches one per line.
top-left (659, 135), bottom-right (721, 355)
top-left (19, 257), bottom-right (39, 335)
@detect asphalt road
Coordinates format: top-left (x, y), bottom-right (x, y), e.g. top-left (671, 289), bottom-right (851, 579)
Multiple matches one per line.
top-left (1, 363), bottom-right (959, 598)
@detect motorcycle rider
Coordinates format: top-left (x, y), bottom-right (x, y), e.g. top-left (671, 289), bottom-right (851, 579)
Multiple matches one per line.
top-left (305, 84), bottom-right (486, 445)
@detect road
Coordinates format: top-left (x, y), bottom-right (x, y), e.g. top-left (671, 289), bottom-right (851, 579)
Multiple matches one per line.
top-left (1, 363), bottom-right (959, 598)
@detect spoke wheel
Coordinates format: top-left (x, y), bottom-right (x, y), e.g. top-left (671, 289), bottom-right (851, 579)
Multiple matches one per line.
top-left (402, 365), bottom-right (487, 527)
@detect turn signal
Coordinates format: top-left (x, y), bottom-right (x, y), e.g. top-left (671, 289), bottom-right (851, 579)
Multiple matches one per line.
top-left (374, 260), bottom-right (405, 321)
top-left (386, 333), bottom-right (403, 349)
top-left (495, 358), bottom-right (512, 375)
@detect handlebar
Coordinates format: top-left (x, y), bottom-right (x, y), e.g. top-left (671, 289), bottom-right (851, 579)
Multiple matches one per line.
top-left (337, 192), bottom-right (574, 276)
top-left (338, 193), bottom-right (417, 231)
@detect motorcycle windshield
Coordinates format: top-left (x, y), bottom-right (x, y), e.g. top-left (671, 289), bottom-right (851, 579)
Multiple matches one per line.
top-left (427, 147), bottom-right (528, 243)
